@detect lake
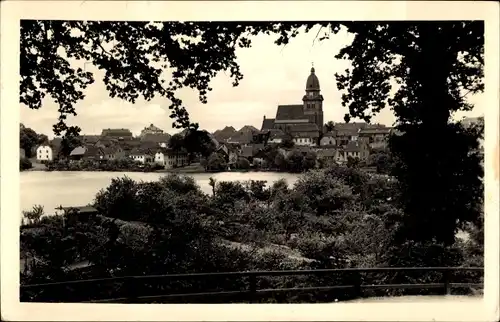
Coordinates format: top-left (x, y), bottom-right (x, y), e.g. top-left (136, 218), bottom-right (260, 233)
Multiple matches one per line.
top-left (20, 171), bottom-right (301, 214)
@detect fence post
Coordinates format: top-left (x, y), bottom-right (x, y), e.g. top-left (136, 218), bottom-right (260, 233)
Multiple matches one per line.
top-left (248, 275), bottom-right (257, 302)
top-left (442, 269), bottom-right (451, 295)
top-left (127, 276), bottom-right (138, 303)
top-left (353, 271), bottom-right (363, 299)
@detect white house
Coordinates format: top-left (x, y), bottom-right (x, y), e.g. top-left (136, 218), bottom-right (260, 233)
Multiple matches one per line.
top-left (36, 145), bottom-right (53, 161)
top-left (320, 133), bottom-right (336, 146)
top-left (293, 136), bottom-right (316, 147)
top-left (129, 148), bottom-right (154, 164)
top-left (155, 148), bottom-right (188, 169)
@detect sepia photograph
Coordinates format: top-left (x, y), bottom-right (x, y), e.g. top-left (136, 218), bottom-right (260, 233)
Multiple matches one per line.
top-left (1, 1), bottom-right (499, 321)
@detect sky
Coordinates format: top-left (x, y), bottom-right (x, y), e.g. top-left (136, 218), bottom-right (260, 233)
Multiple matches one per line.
top-left (20, 25), bottom-right (485, 138)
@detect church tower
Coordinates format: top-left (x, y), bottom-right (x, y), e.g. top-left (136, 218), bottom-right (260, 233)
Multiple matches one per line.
top-left (302, 66), bottom-right (324, 131)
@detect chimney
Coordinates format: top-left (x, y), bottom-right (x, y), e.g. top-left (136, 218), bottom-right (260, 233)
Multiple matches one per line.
top-left (263, 115), bottom-right (266, 120)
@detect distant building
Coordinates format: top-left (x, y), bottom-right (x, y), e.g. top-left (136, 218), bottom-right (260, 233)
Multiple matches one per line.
top-left (140, 124), bottom-right (164, 137)
top-left (140, 133), bottom-right (171, 148)
top-left (155, 148), bottom-right (188, 169)
top-left (69, 146), bottom-right (87, 161)
top-left (20, 148), bottom-right (26, 159)
top-left (261, 66), bottom-right (324, 141)
top-left (101, 128), bottom-right (133, 140)
top-left (320, 132), bottom-right (336, 146)
top-left (358, 127), bottom-right (391, 150)
top-left (129, 148), bottom-right (154, 164)
top-left (36, 145), bottom-right (53, 161)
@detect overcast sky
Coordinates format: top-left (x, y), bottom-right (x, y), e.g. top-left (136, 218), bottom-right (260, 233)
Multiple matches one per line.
top-left (20, 25), bottom-right (484, 138)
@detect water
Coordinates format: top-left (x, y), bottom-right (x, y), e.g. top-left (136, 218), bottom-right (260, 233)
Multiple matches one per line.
top-left (20, 171), bottom-right (300, 214)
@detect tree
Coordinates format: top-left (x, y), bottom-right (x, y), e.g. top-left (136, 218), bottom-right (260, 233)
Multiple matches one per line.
top-left (346, 156), bottom-right (360, 169)
top-left (20, 126), bottom-right (40, 158)
top-left (20, 157), bottom-right (33, 171)
top-left (324, 121), bottom-right (335, 133)
top-left (20, 21), bottom-right (320, 137)
top-left (235, 157), bottom-right (251, 170)
top-left (280, 133), bottom-right (295, 149)
top-left (169, 133), bottom-right (186, 152)
top-left (206, 152), bottom-right (227, 172)
top-left (332, 22), bottom-right (484, 246)
top-left (208, 177), bottom-right (217, 196)
top-left (58, 135), bottom-right (82, 158)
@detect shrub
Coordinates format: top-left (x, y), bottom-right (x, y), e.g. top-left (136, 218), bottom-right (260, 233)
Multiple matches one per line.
top-left (20, 157), bottom-right (33, 171)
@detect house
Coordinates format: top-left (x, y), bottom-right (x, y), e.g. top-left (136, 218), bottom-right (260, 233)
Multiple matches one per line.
top-left (344, 141), bottom-right (370, 161)
top-left (140, 124), bottom-right (164, 137)
top-left (129, 148), bottom-right (154, 164)
top-left (212, 126), bottom-right (237, 143)
top-left (267, 129), bottom-right (285, 144)
top-left (101, 128), bottom-right (134, 140)
top-left (94, 137), bottom-right (118, 149)
top-left (102, 146), bottom-right (125, 161)
top-left (155, 148), bottom-right (189, 169)
top-left (80, 135), bottom-right (101, 145)
top-left (36, 145), bottom-right (53, 162)
top-left (293, 135), bottom-right (316, 146)
top-left (358, 127), bottom-right (392, 150)
top-left (69, 146), bottom-right (87, 161)
top-left (82, 146), bottom-right (106, 162)
top-left (320, 132), bottom-right (336, 146)
top-left (317, 148), bottom-right (337, 165)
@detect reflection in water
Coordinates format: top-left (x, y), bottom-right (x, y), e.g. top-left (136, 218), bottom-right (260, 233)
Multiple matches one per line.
top-left (20, 171), bottom-right (300, 214)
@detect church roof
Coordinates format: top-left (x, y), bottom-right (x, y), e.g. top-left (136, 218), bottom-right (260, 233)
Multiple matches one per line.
top-left (289, 123), bottom-right (319, 133)
top-left (306, 67), bottom-right (320, 91)
top-left (261, 118), bottom-right (275, 130)
top-left (276, 104), bottom-right (305, 120)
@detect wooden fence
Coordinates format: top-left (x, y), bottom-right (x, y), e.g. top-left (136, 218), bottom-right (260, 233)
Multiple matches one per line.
top-left (20, 266), bottom-right (483, 303)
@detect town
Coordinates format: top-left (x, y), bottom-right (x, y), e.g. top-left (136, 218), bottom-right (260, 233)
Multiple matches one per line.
top-left (22, 67), bottom-right (400, 173)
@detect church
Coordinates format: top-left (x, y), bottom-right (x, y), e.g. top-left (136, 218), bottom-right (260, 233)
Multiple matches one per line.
top-left (260, 66), bottom-right (324, 140)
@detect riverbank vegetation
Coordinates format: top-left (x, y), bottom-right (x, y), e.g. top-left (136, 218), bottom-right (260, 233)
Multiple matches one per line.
top-left (20, 157), bottom-right (33, 171)
top-left (20, 164), bottom-right (483, 303)
top-left (45, 158), bottom-right (164, 172)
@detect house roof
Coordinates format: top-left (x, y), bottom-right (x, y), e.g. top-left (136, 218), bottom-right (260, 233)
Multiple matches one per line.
top-left (70, 146), bottom-right (86, 156)
top-left (276, 104), bottom-right (305, 120)
top-left (359, 128), bottom-right (391, 135)
top-left (269, 129), bottom-right (285, 139)
top-left (140, 133), bottom-right (171, 143)
top-left (130, 147), bottom-right (153, 156)
top-left (80, 135), bottom-right (101, 143)
top-left (101, 128), bottom-right (133, 137)
top-left (142, 123), bottom-right (163, 132)
top-left (322, 131), bottom-right (336, 138)
top-left (289, 123), bottom-right (319, 133)
top-left (84, 146), bottom-right (104, 157)
top-left (344, 141), bottom-right (366, 152)
top-left (261, 118), bottom-right (275, 131)
top-left (227, 131), bottom-right (254, 144)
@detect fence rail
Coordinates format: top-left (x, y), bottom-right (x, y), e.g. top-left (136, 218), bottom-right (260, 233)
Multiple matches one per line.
top-left (21, 266), bottom-right (483, 303)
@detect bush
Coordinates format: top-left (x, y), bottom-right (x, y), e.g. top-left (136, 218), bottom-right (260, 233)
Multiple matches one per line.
top-left (20, 157), bottom-right (33, 171)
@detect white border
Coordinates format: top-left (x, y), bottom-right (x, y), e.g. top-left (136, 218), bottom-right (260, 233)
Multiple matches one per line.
top-left (1, 1), bottom-right (499, 321)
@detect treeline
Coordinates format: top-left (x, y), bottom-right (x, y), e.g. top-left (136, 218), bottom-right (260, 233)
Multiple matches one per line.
top-left (45, 158), bottom-right (164, 172)
top-left (204, 145), bottom-right (396, 174)
top-left (20, 165), bottom-right (483, 303)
